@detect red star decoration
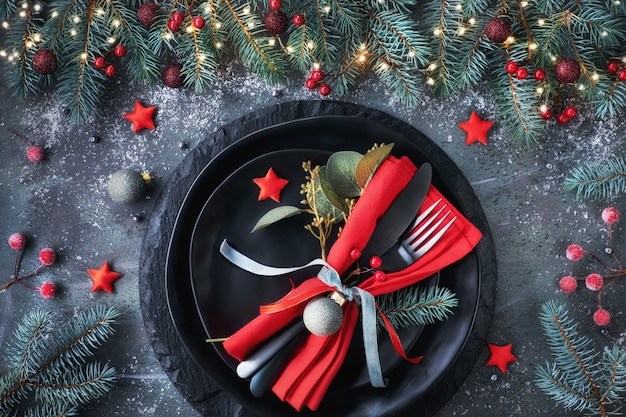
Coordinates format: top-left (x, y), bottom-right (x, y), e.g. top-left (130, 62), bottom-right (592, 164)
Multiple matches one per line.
top-left (123, 100), bottom-right (157, 133)
top-left (253, 167), bottom-right (289, 203)
top-left (88, 261), bottom-right (123, 294)
top-left (485, 343), bottom-right (518, 374)
top-left (458, 111), bottom-right (494, 145)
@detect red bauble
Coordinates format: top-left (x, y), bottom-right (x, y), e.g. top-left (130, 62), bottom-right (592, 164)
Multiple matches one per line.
top-left (564, 106), bottom-right (578, 119)
top-left (38, 247), bottom-right (56, 265)
top-left (193, 16), bottom-right (206, 29)
top-left (137, 2), bottom-right (160, 27)
top-left (369, 256), bottom-right (382, 268)
top-left (349, 248), bottom-right (361, 259)
top-left (264, 10), bottom-right (288, 34)
top-left (163, 63), bottom-right (184, 88)
top-left (505, 62), bottom-right (518, 74)
top-left (484, 17), bottom-right (511, 43)
top-left (94, 56), bottom-right (106, 69)
top-left (618, 69), bottom-right (626, 81)
top-left (105, 65), bottom-right (116, 77)
top-left (607, 60), bottom-right (621, 74)
top-left (305, 78), bottom-right (317, 90)
top-left (311, 69), bottom-right (324, 82)
top-left (26, 146), bottom-right (45, 162)
top-left (554, 58), bottom-right (580, 84)
top-left (541, 108), bottom-right (553, 120)
top-left (32, 49), bottom-right (57, 75)
top-left (269, 0), bottom-right (282, 10)
top-left (293, 13), bottom-right (305, 26)
top-left (534, 68), bottom-right (546, 81)
top-left (515, 67), bottom-right (528, 79)
top-left (319, 83), bottom-right (331, 96)
top-left (167, 19), bottom-right (181, 31)
top-left (172, 11), bottom-right (185, 24)
top-left (374, 270), bottom-right (386, 281)
top-left (114, 44), bottom-right (127, 57)
top-left (556, 113), bottom-right (569, 125)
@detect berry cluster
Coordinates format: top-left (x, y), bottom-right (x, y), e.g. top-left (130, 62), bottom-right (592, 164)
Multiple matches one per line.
top-left (1, 233), bottom-right (57, 299)
top-left (606, 59), bottom-right (626, 82)
top-left (93, 44), bottom-right (127, 78)
top-left (305, 68), bottom-right (331, 96)
top-left (348, 248), bottom-right (386, 282)
top-left (558, 207), bottom-right (623, 326)
top-left (540, 105), bottom-right (578, 125)
top-left (263, 0), bottom-right (305, 35)
top-left (167, 10), bottom-right (206, 32)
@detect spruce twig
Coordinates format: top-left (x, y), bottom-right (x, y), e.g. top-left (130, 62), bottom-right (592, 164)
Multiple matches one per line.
top-left (564, 156), bottom-right (626, 200)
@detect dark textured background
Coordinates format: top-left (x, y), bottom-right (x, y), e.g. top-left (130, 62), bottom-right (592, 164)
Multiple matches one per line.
top-left (1, 53), bottom-right (625, 416)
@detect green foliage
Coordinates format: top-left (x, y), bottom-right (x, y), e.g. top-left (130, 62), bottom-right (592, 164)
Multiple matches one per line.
top-left (564, 155), bottom-right (626, 200)
top-left (535, 301), bottom-right (626, 416)
top-left (0, 307), bottom-right (119, 416)
top-left (376, 284), bottom-right (458, 331)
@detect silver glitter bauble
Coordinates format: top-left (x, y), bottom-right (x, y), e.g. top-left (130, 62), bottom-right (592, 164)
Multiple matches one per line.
top-left (107, 169), bottom-right (147, 204)
top-left (303, 296), bottom-right (344, 337)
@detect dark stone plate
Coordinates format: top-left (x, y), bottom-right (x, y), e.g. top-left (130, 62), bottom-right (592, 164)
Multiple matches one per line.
top-left (139, 101), bottom-right (496, 417)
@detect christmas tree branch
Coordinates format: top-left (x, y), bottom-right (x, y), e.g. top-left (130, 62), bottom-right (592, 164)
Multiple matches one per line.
top-left (564, 156), bottom-right (626, 200)
top-left (514, 0), bottom-right (535, 59)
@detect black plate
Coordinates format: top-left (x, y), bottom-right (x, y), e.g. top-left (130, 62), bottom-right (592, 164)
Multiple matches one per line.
top-left (140, 101), bottom-right (496, 417)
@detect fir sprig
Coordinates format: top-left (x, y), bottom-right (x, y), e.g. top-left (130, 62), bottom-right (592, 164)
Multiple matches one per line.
top-left (535, 301), bottom-right (626, 416)
top-left (564, 155), bottom-right (626, 200)
top-left (376, 285), bottom-right (458, 331)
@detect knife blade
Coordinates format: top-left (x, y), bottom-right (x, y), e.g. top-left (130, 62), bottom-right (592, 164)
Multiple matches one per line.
top-left (360, 162), bottom-right (432, 261)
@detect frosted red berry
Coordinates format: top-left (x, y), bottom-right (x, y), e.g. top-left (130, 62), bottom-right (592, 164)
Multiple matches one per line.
top-left (305, 78), bottom-right (317, 89)
top-left (593, 308), bottom-right (611, 326)
top-left (541, 109), bottom-right (553, 120)
top-left (566, 244), bottom-right (584, 261)
top-left (505, 62), bottom-right (518, 74)
top-left (559, 276), bottom-right (577, 293)
top-left (311, 69), bottom-right (324, 82)
top-left (193, 16), bottom-right (206, 29)
top-left (369, 256), bottom-right (382, 269)
top-left (607, 60), bottom-right (620, 74)
top-left (534, 68), bottom-right (546, 81)
top-left (8, 233), bottom-right (26, 250)
top-left (167, 19), bottom-right (180, 31)
top-left (105, 65), bottom-right (116, 77)
top-left (349, 248), bottom-right (361, 259)
top-left (114, 44), bottom-right (127, 57)
top-left (618, 69), bottom-right (626, 81)
top-left (269, 0), bottom-right (282, 10)
top-left (585, 273), bottom-right (603, 291)
top-left (556, 113), bottom-right (569, 125)
top-left (319, 84), bottom-right (331, 96)
top-left (374, 270), bottom-right (386, 282)
top-left (26, 146), bottom-right (45, 163)
top-left (601, 207), bottom-right (620, 224)
top-left (293, 13), bottom-right (305, 26)
top-left (39, 281), bottom-right (57, 299)
top-left (564, 106), bottom-right (578, 119)
top-left (38, 247), bottom-right (56, 266)
top-left (515, 67), bottom-right (528, 79)
top-left (171, 11), bottom-right (185, 24)
top-left (94, 56), bottom-right (106, 69)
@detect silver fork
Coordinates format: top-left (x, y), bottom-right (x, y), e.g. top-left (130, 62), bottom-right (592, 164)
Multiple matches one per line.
top-left (379, 197), bottom-right (457, 272)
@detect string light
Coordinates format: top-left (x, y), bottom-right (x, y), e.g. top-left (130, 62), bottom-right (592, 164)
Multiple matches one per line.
top-left (426, 77), bottom-right (435, 85)
top-left (198, 53), bottom-right (206, 61)
top-left (428, 63), bottom-right (437, 71)
top-left (0, 50), bottom-right (6, 57)
top-left (592, 72), bottom-right (600, 81)
top-left (457, 26), bottom-right (466, 35)
top-left (243, 6), bottom-right (251, 15)
top-left (601, 30), bottom-right (608, 37)
top-left (247, 21), bottom-right (254, 29)
top-left (520, 1), bottom-right (528, 7)
top-left (468, 18), bottom-right (476, 25)
top-left (455, 4), bottom-right (462, 10)
top-left (18, 11), bottom-right (26, 17)
top-left (25, 40), bottom-right (34, 48)
top-left (164, 33), bottom-right (173, 40)
top-left (433, 28), bottom-right (441, 36)
top-left (313, 62), bottom-right (320, 70)
top-left (215, 41), bottom-right (223, 49)
top-left (21, 2), bottom-right (27, 8)
top-left (529, 43), bottom-right (538, 50)
top-left (359, 43), bottom-right (367, 50)
top-left (50, 10), bottom-right (58, 18)
top-left (537, 19), bottom-right (545, 26)
top-left (408, 50), bottom-right (415, 58)
top-left (358, 53), bottom-right (367, 63)
top-left (536, 87), bottom-right (544, 94)
top-left (186, 25), bottom-right (193, 33)
top-left (33, 4), bottom-right (41, 12)
top-left (286, 46), bottom-right (294, 54)
top-left (72, 15), bottom-right (80, 23)
top-left (107, 37), bottom-right (116, 44)
top-left (323, 6), bottom-right (330, 13)
top-left (306, 41), bottom-right (315, 50)
top-left (112, 19), bottom-right (120, 27)
top-left (615, 0), bottom-right (621, 5)
top-left (268, 38), bottom-right (276, 46)
top-left (80, 52), bottom-right (88, 61)
top-left (1, 22), bottom-right (9, 29)
top-left (506, 36), bottom-right (515, 44)
top-left (379, 62), bottom-right (389, 70)
top-left (96, 8), bottom-right (105, 15)
top-left (578, 84), bottom-right (585, 91)
top-left (539, 104), bottom-right (548, 113)
top-left (70, 29), bottom-right (77, 36)
top-left (215, 22), bottom-right (222, 29)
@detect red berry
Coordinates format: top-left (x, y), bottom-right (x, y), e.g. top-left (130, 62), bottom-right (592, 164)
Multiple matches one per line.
top-left (311, 69), bottom-right (324, 82)
top-left (564, 106), bottom-right (578, 119)
top-left (618, 69), bottom-right (626, 81)
top-left (193, 16), bottom-right (206, 29)
top-left (541, 109), bottom-right (553, 120)
top-left (293, 13), bottom-right (305, 26)
top-left (349, 248), bottom-right (361, 259)
top-left (593, 308), bottom-right (611, 326)
top-left (94, 56), bottom-right (106, 69)
top-left (26, 146), bottom-right (45, 163)
top-left (369, 256), bottom-right (382, 269)
top-left (556, 113), bottom-right (569, 125)
top-left (304, 78), bottom-right (317, 89)
top-left (38, 247), bottom-right (56, 266)
top-left (602, 207), bottom-right (620, 224)
top-left (515, 67), bottom-right (528, 79)
top-left (39, 281), bottom-right (57, 299)
top-left (585, 273), bottom-right (603, 291)
top-left (505, 62), bottom-right (518, 74)
top-left (269, 0), bottom-right (282, 10)
top-left (114, 44), bottom-right (127, 57)
top-left (534, 68), bottom-right (546, 81)
top-left (105, 65), bottom-right (116, 77)
top-left (171, 11), bottom-right (185, 24)
top-left (319, 83), bottom-right (331, 96)
top-left (167, 19), bottom-right (180, 31)
top-left (607, 60), bottom-right (620, 74)
top-left (8, 233), bottom-right (26, 250)
top-left (566, 244), bottom-right (584, 261)
top-left (374, 270), bottom-right (386, 282)
top-left (559, 276), bottom-right (577, 293)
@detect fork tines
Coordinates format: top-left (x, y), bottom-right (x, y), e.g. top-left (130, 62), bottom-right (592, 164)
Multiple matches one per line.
top-left (403, 198), bottom-right (457, 259)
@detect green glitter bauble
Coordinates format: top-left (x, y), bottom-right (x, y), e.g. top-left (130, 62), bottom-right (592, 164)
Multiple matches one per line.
top-left (107, 169), bottom-right (147, 204)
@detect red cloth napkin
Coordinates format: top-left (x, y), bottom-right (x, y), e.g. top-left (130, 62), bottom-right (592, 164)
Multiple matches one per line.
top-left (223, 155), bottom-right (483, 411)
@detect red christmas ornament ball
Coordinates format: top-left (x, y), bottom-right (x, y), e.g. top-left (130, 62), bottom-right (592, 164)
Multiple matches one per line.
top-left (311, 69), bottom-right (324, 82)
top-left (369, 256), bottom-right (382, 269)
top-left (163, 63), bottom-right (184, 88)
top-left (39, 281), bottom-right (57, 299)
top-left (349, 248), bottom-right (361, 259)
top-left (319, 83), bottom-right (331, 96)
top-left (105, 65), bottom-right (116, 77)
top-left (38, 247), bottom-right (56, 266)
top-left (607, 60), bottom-right (621, 74)
top-left (264, 10), bottom-right (289, 34)
top-left (293, 13), bottom-right (305, 27)
top-left (8, 233), bottom-right (26, 250)
top-left (167, 19), bottom-right (180, 31)
top-left (484, 17), bottom-right (511, 44)
top-left (193, 16), bottom-right (206, 29)
top-left (505, 61), bottom-right (518, 74)
top-left (593, 308), bottom-right (611, 326)
top-left (554, 58), bottom-right (580, 84)
top-left (534, 68), bottom-right (546, 81)
top-left (114, 44), bottom-right (127, 57)
top-left (559, 276), bottom-right (577, 293)
top-left (556, 113), bottom-right (569, 125)
top-left (26, 146), bottom-right (45, 163)
top-left (32, 49), bottom-right (57, 75)
top-left (374, 270), bottom-right (386, 282)
top-left (305, 77), bottom-right (317, 90)
top-left (137, 2), bottom-right (160, 27)
top-left (94, 56), bottom-right (106, 69)
top-left (618, 69), bottom-right (626, 82)
top-left (269, 0), bottom-right (282, 10)
top-left (172, 11), bottom-right (185, 24)
top-left (564, 106), bottom-right (578, 119)
top-left (515, 67), bottom-right (528, 79)
top-left (541, 108), bottom-right (553, 120)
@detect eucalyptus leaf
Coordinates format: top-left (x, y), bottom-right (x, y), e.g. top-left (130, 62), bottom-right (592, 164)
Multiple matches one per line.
top-left (314, 175), bottom-right (343, 221)
top-left (326, 151), bottom-right (363, 197)
top-left (319, 166), bottom-right (349, 213)
top-left (355, 143), bottom-right (395, 188)
top-left (251, 206), bottom-right (302, 232)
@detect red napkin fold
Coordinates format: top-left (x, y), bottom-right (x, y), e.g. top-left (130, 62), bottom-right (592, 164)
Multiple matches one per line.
top-left (223, 155), bottom-right (483, 411)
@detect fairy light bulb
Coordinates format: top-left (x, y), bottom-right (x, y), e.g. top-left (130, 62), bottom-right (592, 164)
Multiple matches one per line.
top-left (408, 50), bottom-right (415, 58)
top-left (578, 84), bottom-right (585, 91)
top-left (323, 6), bottom-right (331, 13)
top-left (96, 8), bottom-right (104, 15)
top-left (520, 1), bottom-right (528, 6)
top-left (0, 50), bottom-right (6, 57)
top-left (307, 41), bottom-right (314, 50)
top-left (380, 62), bottom-right (389, 70)
top-left (107, 37), bottom-right (116, 44)
top-left (215, 41), bottom-right (223, 49)
top-left (313, 62), bottom-right (320, 70)
top-left (428, 63), bottom-right (437, 71)
top-left (50, 10), bottom-right (58, 18)
top-left (601, 30), bottom-right (608, 37)
top-left (426, 77), bottom-right (435, 85)
top-left (529, 43), bottom-right (538, 50)
top-left (536, 87), bottom-right (544, 94)
top-left (33, 33), bottom-right (41, 42)
top-left (538, 18), bottom-right (545, 26)
top-left (592, 72), bottom-right (600, 81)
top-left (33, 3), bottom-right (41, 12)
top-left (286, 46), bottom-right (294, 54)
top-left (458, 26), bottom-right (466, 35)
top-left (506, 36), bottom-right (515, 44)
top-left (70, 29), bottom-right (77, 36)
top-left (434, 28), bottom-right (441, 36)
top-left (112, 19), bottom-right (120, 27)
top-left (72, 15), bottom-right (80, 23)
top-left (359, 53), bottom-right (367, 63)
top-left (243, 5), bottom-right (251, 14)
top-left (21, 2), bottom-right (27, 8)
top-left (455, 4), bottom-right (462, 10)
top-left (268, 38), bottom-right (275, 46)
top-left (25, 40), bottom-right (34, 48)
top-left (186, 25), bottom-right (193, 33)
top-left (198, 53), bottom-right (206, 61)
top-left (1, 21), bottom-right (9, 29)
top-left (18, 10), bottom-right (26, 17)
top-left (247, 21), bottom-right (254, 29)
top-left (468, 17), bottom-right (476, 25)
top-left (80, 52), bottom-right (88, 61)
top-left (164, 32), bottom-right (173, 40)
top-left (215, 22), bottom-right (222, 29)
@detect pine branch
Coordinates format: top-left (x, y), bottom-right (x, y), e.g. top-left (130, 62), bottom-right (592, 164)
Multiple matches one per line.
top-left (0, 371), bottom-right (26, 414)
top-left (22, 403), bottom-right (78, 417)
top-left (593, 75), bottom-right (626, 118)
top-left (451, 14), bottom-right (492, 91)
top-left (0, 0), bottom-right (18, 20)
top-left (376, 285), bottom-right (458, 331)
top-left (564, 156), bottom-right (626, 200)
top-left (4, 310), bottom-right (52, 379)
top-left (462, 0), bottom-right (496, 18)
